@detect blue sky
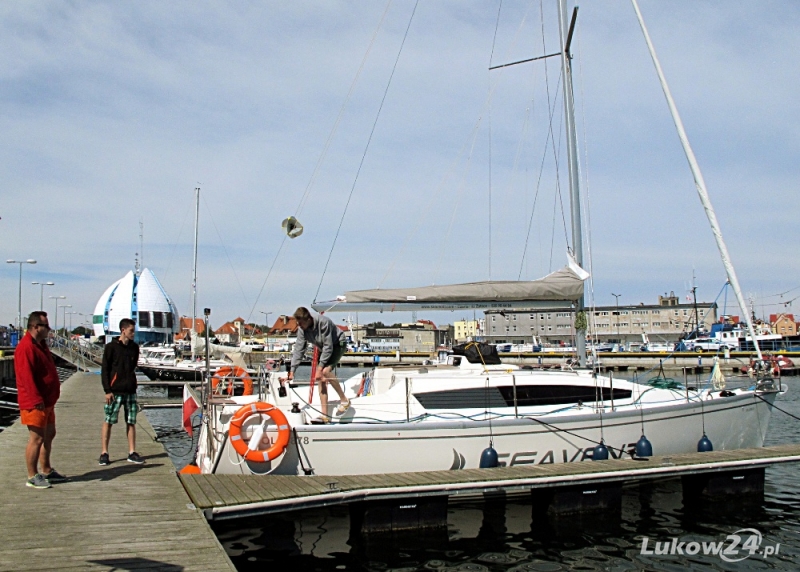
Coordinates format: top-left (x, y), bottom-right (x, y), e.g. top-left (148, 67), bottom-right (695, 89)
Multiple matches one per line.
top-left (2, 1), bottom-right (799, 331)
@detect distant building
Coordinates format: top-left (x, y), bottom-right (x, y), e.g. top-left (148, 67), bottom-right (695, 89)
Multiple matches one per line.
top-left (484, 292), bottom-right (718, 346)
top-left (214, 317), bottom-right (247, 344)
top-left (770, 313), bottom-right (797, 337)
top-left (363, 321), bottom-right (448, 353)
top-left (92, 268), bottom-right (179, 344)
top-left (453, 319), bottom-right (480, 343)
top-left (175, 317), bottom-right (204, 341)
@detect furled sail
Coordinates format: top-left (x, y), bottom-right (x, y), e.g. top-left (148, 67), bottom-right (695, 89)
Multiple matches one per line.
top-left (312, 266), bottom-right (588, 313)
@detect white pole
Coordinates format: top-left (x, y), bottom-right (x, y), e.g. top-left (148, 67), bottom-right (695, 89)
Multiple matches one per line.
top-left (630, 0), bottom-right (762, 360)
top-left (191, 187), bottom-right (200, 358)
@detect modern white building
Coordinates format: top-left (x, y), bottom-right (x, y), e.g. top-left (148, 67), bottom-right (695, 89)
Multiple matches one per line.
top-left (92, 268), bottom-right (180, 343)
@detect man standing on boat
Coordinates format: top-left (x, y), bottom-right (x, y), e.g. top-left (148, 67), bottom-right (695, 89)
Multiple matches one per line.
top-left (99, 318), bottom-right (144, 465)
top-left (15, 311), bottom-right (68, 489)
top-left (287, 307), bottom-right (349, 423)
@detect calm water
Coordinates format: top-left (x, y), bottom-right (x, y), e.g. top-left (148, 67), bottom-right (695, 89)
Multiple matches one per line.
top-left (146, 378), bottom-right (799, 571)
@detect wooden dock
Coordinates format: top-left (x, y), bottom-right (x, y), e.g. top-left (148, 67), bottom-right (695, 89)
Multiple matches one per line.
top-left (180, 443), bottom-right (800, 521)
top-left (0, 372), bottom-right (235, 571)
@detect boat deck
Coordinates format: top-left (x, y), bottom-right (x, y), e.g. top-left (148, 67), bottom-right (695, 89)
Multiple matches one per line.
top-left (180, 442), bottom-right (800, 520)
top-left (0, 372), bottom-right (235, 571)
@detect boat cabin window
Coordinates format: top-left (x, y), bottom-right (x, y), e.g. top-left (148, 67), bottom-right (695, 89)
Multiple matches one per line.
top-left (414, 385), bottom-right (632, 409)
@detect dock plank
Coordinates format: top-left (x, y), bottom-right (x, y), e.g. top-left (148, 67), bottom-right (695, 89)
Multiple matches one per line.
top-left (0, 372), bottom-right (235, 570)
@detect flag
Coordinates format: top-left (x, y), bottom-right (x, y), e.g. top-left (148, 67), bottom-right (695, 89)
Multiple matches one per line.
top-left (182, 384), bottom-right (200, 436)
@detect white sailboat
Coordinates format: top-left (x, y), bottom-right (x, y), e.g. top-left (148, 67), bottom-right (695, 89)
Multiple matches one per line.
top-left (188, 1), bottom-right (784, 477)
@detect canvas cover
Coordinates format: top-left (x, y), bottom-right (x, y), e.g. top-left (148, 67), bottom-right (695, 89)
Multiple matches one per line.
top-left (342, 266), bottom-right (585, 305)
top-left (452, 342), bottom-right (502, 365)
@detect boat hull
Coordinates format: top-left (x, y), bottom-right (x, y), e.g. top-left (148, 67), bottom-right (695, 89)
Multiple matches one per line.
top-left (201, 390), bottom-right (777, 476)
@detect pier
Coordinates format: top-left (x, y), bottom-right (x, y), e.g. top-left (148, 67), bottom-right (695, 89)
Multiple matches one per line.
top-left (0, 371), bottom-right (235, 571)
top-left (181, 443), bottom-right (800, 523)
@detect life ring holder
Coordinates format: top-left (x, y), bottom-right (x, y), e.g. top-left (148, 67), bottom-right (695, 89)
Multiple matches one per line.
top-left (212, 366), bottom-right (253, 396)
top-left (228, 402), bottom-right (291, 463)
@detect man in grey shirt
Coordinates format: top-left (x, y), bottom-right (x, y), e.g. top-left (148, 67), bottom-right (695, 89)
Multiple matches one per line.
top-left (287, 307), bottom-right (350, 423)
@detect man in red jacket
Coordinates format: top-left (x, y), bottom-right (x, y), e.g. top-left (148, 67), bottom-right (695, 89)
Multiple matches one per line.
top-left (14, 311), bottom-right (67, 489)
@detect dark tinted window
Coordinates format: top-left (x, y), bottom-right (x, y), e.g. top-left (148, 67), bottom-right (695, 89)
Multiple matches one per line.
top-left (153, 312), bottom-right (164, 328)
top-left (138, 311), bottom-right (151, 327)
top-left (414, 385), bottom-right (632, 410)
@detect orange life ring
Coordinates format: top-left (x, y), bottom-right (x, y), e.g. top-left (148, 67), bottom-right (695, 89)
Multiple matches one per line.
top-left (212, 366), bottom-right (253, 396)
top-left (228, 402), bottom-right (291, 463)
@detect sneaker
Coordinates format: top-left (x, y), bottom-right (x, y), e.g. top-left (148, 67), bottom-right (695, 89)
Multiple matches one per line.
top-left (127, 452), bottom-right (145, 464)
top-left (335, 400), bottom-right (351, 415)
top-left (43, 469), bottom-right (69, 483)
top-left (26, 474), bottom-right (51, 489)
top-left (98, 452), bottom-right (110, 466)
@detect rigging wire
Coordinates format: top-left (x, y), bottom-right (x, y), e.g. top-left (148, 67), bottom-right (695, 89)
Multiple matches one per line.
top-left (575, 14), bottom-right (599, 348)
top-left (201, 195), bottom-right (251, 312)
top-left (314, 0), bottom-right (420, 303)
top-left (295, 0), bottom-right (394, 219)
top-left (246, 3), bottom-right (393, 319)
top-left (488, 0), bottom-right (504, 281)
top-left (380, 2), bottom-right (532, 289)
top-left (161, 196), bottom-right (193, 285)
top-left (538, 0), bottom-right (570, 270)
top-left (518, 72), bottom-right (564, 279)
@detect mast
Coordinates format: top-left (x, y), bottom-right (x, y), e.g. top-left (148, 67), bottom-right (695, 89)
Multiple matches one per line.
top-left (557, 1), bottom-right (586, 367)
top-left (630, 0), bottom-right (763, 360)
top-left (191, 187), bottom-right (200, 358)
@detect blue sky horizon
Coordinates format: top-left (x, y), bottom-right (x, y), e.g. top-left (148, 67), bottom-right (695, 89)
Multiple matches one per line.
top-left (2, 1), bottom-right (799, 331)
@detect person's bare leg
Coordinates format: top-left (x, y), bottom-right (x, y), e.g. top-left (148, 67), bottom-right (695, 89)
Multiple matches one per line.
top-left (26, 426), bottom-right (45, 478)
top-left (318, 381), bottom-right (329, 420)
top-left (101, 422), bottom-right (112, 454)
top-left (126, 423), bottom-right (136, 454)
top-left (39, 423), bottom-right (55, 474)
top-left (323, 366), bottom-right (348, 402)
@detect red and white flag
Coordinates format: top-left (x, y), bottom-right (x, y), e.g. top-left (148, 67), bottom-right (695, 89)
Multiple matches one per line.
top-left (182, 384), bottom-right (200, 436)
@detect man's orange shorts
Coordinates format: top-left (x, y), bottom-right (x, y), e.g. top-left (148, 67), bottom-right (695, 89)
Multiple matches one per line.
top-left (20, 406), bottom-right (55, 429)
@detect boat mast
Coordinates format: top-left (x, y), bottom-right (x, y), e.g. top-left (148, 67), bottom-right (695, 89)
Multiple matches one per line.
top-left (191, 186), bottom-right (200, 358)
top-left (630, 0), bottom-right (763, 360)
top-left (557, 1), bottom-right (586, 367)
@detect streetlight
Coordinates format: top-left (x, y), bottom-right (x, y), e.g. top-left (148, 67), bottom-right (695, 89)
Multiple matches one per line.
top-left (49, 296), bottom-right (66, 335)
top-left (66, 311), bottom-right (78, 334)
top-left (58, 304), bottom-right (72, 336)
top-left (7, 259), bottom-right (37, 331)
top-left (611, 293), bottom-right (622, 342)
top-left (31, 281), bottom-right (55, 311)
top-left (259, 311), bottom-right (272, 349)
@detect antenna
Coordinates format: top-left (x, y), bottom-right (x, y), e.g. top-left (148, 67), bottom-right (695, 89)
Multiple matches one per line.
top-left (138, 218), bottom-right (144, 274)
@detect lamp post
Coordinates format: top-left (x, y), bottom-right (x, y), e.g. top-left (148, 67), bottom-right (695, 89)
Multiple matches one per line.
top-left (49, 296), bottom-right (66, 335)
top-left (66, 311), bottom-right (78, 334)
top-left (259, 311), bottom-right (272, 349)
top-left (31, 281), bottom-right (55, 311)
top-left (7, 259), bottom-right (37, 331)
top-left (611, 293), bottom-right (622, 342)
top-left (58, 305), bottom-right (72, 336)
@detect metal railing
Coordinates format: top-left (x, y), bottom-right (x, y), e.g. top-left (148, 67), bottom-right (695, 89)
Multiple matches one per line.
top-left (49, 332), bottom-right (102, 370)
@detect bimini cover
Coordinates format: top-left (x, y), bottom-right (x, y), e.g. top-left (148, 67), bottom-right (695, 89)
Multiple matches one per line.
top-left (452, 342), bottom-right (501, 365)
top-left (343, 266), bottom-right (585, 305)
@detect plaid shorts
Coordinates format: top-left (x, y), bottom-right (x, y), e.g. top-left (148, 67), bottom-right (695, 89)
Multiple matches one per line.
top-left (104, 393), bottom-right (138, 425)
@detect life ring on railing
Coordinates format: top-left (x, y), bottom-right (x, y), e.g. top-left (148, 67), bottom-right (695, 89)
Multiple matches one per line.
top-left (212, 366), bottom-right (253, 396)
top-left (228, 402), bottom-right (290, 463)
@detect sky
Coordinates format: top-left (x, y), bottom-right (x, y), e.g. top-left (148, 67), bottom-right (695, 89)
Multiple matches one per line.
top-left (2, 1), bottom-right (799, 332)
